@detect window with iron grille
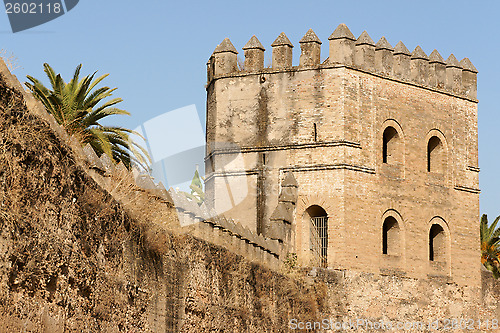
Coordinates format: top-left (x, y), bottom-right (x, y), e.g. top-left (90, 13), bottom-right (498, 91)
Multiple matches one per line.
top-left (310, 216), bottom-right (328, 268)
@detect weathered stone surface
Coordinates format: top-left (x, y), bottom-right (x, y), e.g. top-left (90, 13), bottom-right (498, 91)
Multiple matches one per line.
top-left (213, 37), bottom-right (238, 54)
top-left (392, 41), bottom-right (411, 79)
top-left (211, 38), bottom-right (238, 75)
top-left (428, 50), bottom-right (446, 89)
top-left (270, 202), bottom-right (293, 223)
top-left (375, 37), bottom-right (393, 75)
top-left (206, 28), bottom-right (480, 288)
top-left (446, 54), bottom-right (461, 68)
top-left (207, 30), bottom-right (478, 100)
top-left (272, 32), bottom-right (293, 69)
top-left (446, 54), bottom-right (463, 93)
top-left (299, 28), bottom-right (322, 44)
top-left (328, 23), bottom-right (356, 40)
top-left (411, 45), bottom-right (428, 60)
top-left (410, 46), bottom-right (429, 85)
top-left (355, 31), bottom-right (376, 70)
top-left (356, 30), bottom-right (375, 46)
top-left (282, 171), bottom-right (298, 187)
top-left (328, 24), bottom-right (356, 65)
top-left (393, 41), bottom-right (410, 55)
top-left (278, 186), bottom-right (298, 203)
top-left (375, 36), bottom-right (393, 51)
top-left (429, 49), bottom-right (445, 64)
top-left (299, 30), bottom-right (322, 66)
top-left (461, 57), bottom-right (478, 99)
top-left (243, 35), bottom-right (265, 71)
top-left (271, 32), bottom-right (293, 47)
top-left (0, 23), bottom-right (493, 332)
top-left (135, 174), bottom-right (157, 190)
top-left (460, 57), bottom-right (478, 73)
top-left (83, 143), bottom-right (104, 170)
top-left (243, 35), bottom-right (265, 51)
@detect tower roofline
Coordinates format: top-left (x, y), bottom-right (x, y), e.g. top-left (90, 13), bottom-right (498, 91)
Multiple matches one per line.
top-left (207, 24), bottom-right (478, 101)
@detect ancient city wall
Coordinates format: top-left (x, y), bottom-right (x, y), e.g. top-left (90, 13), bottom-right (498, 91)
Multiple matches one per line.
top-left (0, 42), bottom-right (498, 332)
top-left (0, 57), bottom-right (325, 331)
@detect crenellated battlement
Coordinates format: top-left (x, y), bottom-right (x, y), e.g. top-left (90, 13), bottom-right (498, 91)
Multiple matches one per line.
top-left (207, 23), bottom-right (478, 100)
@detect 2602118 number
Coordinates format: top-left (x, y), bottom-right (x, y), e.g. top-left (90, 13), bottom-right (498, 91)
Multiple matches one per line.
top-left (6, 2), bottom-right (33, 14)
top-left (5, 3), bottom-right (62, 14)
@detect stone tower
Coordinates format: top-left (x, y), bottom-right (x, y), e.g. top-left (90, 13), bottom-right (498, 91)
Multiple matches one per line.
top-left (205, 24), bottom-right (479, 286)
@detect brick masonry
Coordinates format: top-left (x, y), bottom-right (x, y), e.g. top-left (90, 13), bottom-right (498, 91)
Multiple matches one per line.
top-left (205, 24), bottom-right (480, 287)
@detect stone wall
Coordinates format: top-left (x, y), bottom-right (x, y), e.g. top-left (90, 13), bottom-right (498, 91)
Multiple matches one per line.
top-left (0, 58), bottom-right (326, 332)
top-left (302, 267), bottom-right (500, 332)
top-left (0, 47), bottom-right (498, 333)
top-left (205, 24), bottom-right (480, 287)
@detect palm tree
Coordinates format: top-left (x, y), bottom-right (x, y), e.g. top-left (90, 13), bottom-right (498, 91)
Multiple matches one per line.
top-left (25, 63), bottom-right (150, 170)
top-left (480, 214), bottom-right (500, 278)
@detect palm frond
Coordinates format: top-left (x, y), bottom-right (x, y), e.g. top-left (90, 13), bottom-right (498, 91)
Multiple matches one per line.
top-left (42, 63), bottom-right (59, 89)
top-left (82, 86), bottom-right (113, 109)
top-left (480, 214), bottom-right (500, 278)
top-left (85, 73), bottom-right (109, 99)
top-left (81, 107), bottom-right (129, 128)
top-left (26, 63), bottom-right (150, 171)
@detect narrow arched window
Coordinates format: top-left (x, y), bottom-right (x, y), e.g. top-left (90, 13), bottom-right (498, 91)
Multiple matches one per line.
top-left (382, 126), bottom-right (402, 164)
top-left (307, 205), bottom-right (328, 268)
top-left (429, 224), bottom-right (446, 262)
top-left (427, 136), bottom-right (445, 173)
top-left (382, 216), bottom-right (400, 255)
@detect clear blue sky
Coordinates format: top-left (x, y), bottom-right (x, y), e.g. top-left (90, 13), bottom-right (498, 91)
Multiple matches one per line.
top-left (1, 0), bottom-right (498, 217)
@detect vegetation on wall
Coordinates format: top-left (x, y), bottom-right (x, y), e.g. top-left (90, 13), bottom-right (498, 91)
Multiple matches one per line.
top-left (25, 63), bottom-right (150, 170)
top-left (181, 166), bottom-right (205, 205)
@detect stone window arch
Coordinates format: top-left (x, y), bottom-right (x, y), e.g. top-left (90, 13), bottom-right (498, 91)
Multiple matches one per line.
top-left (425, 130), bottom-right (448, 174)
top-left (382, 216), bottom-right (400, 255)
top-left (427, 136), bottom-right (445, 173)
top-left (427, 217), bottom-right (451, 277)
top-left (382, 121), bottom-right (404, 165)
top-left (429, 224), bottom-right (446, 262)
top-left (306, 205), bottom-right (328, 267)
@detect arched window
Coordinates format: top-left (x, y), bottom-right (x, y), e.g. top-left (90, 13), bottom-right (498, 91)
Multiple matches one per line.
top-left (306, 205), bottom-right (328, 268)
top-left (429, 224), bottom-right (446, 262)
top-left (382, 126), bottom-right (402, 164)
top-left (427, 136), bottom-right (445, 173)
top-left (382, 216), bottom-right (400, 255)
